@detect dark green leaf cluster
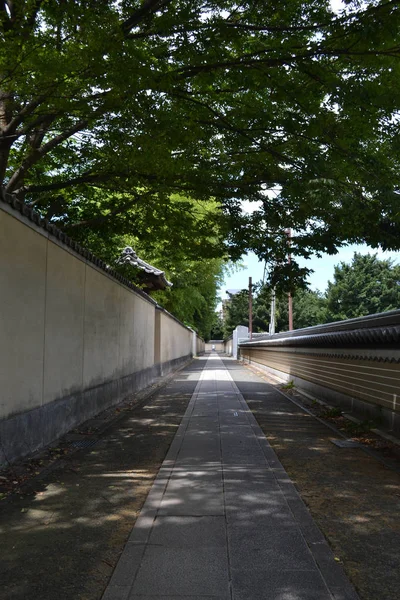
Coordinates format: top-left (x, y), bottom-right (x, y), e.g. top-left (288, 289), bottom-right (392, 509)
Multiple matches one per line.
top-left (1, 1), bottom-right (400, 286)
top-left (325, 252), bottom-right (400, 321)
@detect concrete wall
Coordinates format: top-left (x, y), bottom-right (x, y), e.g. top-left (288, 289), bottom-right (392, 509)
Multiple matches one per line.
top-left (240, 317), bottom-right (400, 434)
top-left (196, 335), bottom-right (205, 355)
top-left (225, 337), bottom-right (233, 355)
top-left (224, 327), bottom-right (249, 358)
top-left (0, 200), bottom-right (201, 464)
top-left (205, 340), bottom-right (224, 352)
top-left (156, 309), bottom-right (192, 373)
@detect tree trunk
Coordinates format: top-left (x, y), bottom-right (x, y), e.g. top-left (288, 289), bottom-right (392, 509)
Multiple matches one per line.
top-left (0, 86), bottom-right (13, 184)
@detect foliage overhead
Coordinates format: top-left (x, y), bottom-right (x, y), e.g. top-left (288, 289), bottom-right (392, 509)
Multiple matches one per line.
top-left (1, 1), bottom-right (400, 285)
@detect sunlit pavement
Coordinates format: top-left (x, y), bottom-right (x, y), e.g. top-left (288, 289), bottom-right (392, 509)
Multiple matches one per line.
top-left (102, 354), bottom-right (359, 600)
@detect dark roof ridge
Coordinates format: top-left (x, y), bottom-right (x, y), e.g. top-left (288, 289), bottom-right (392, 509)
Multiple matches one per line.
top-left (0, 186), bottom-right (157, 305)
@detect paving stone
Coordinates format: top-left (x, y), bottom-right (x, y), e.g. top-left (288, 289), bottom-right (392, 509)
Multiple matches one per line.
top-left (102, 354), bottom-right (359, 600)
top-left (181, 429), bottom-right (221, 440)
top-left (220, 425), bottom-right (260, 441)
top-left (330, 586), bottom-right (361, 600)
top-left (129, 596), bottom-right (229, 600)
top-left (186, 417), bottom-right (219, 431)
top-left (175, 442), bottom-right (221, 463)
top-left (219, 413), bottom-right (250, 426)
top-left (228, 523), bottom-right (316, 572)
top-left (128, 514), bottom-right (157, 544)
top-left (173, 460), bottom-right (222, 469)
top-left (222, 465), bottom-right (277, 482)
top-left (309, 540), bottom-right (360, 592)
top-left (191, 410), bottom-right (219, 418)
top-left (148, 516), bottom-right (227, 548)
top-left (224, 486), bottom-right (295, 525)
top-left (220, 432), bottom-right (268, 464)
top-left (158, 479), bottom-right (224, 515)
top-left (285, 497), bottom-right (327, 543)
top-left (130, 547), bottom-right (230, 597)
top-left (222, 449), bottom-right (268, 466)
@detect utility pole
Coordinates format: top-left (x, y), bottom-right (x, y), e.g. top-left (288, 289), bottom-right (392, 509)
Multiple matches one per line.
top-left (286, 228), bottom-right (294, 331)
top-left (249, 276), bottom-right (253, 340)
top-left (269, 287), bottom-right (276, 335)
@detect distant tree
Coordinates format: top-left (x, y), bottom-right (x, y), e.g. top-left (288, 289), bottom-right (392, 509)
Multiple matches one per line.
top-left (256, 286), bottom-right (327, 332)
top-left (325, 253), bottom-right (400, 321)
top-left (223, 289), bottom-right (250, 337)
top-left (252, 285), bottom-right (272, 333)
top-left (151, 256), bottom-right (226, 340)
top-left (223, 283), bottom-right (277, 335)
top-left (275, 294), bottom-right (289, 333)
top-left (225, 252), bottom-right (400, 336)
top-left (209, 313), bottom-right (225, 341)
top-left (292, 289), bottom-right (327, 329)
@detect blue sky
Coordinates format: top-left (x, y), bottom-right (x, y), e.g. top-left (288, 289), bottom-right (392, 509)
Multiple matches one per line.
top-left (220, 193), bottom-right (400, 300)
top-left (220, 245), bottom-right (400, 301)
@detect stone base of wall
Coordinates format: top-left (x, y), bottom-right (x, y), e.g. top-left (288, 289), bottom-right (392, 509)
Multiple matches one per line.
top-left (0, 355), bottom-right (192, 466)
top-left (242, 358), bottom-right (400, 436)
top-left (158, 354), bottom-right (192, 377)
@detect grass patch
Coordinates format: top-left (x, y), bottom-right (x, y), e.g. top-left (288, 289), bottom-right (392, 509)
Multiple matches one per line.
top-left (322, 406), bottom-right (343, 418)
top-left (343, 419), bottom-right (377, 435)
top-left (281, 380), bottom-right (295, 390)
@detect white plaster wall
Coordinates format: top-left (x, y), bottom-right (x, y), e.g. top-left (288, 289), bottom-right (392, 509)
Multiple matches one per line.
top-left (83, 265), bottom-right (121, 387)
top-left (43, 241), bottom-right (85, 404)
top-left (118, 287), bottom-right (154, 375)
top-left (225, 340), bottom-right (233, 355)
top-left (205, 341), bottom-right (224, 352)
top-left (159, 312), bottom-right (192, 363)
top-left (0, 210), bottom-right (47, 418)
top-left (196, 336), bottom-right (205, 354)
top-left (0, 203), bottom-right (192, 425)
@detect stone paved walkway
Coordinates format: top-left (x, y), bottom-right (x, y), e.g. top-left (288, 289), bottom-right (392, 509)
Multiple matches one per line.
top-left (102, 355), bottom-right (359, 600)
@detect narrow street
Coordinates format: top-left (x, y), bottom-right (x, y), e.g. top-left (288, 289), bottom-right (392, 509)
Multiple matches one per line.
top-left (1, 355), bottom-right (400, 600)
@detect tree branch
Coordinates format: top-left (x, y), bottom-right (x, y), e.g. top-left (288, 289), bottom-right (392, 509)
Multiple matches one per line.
top-left (0, 94), bottom-right (48, 138)
top-left (122, 0), bottom-right (173, 34)
top-left (172, 90), bottom-right (300, 168)
top-left (6, 118), bottom-right (88, 193)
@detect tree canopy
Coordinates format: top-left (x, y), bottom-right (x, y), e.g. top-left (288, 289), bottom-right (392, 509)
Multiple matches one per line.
top-left (223, 288), bottom-right (250, 335)
top-left (325, 252), bottom-right (400, 321)
top-left (1, 1), bottom-right (400, 285)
